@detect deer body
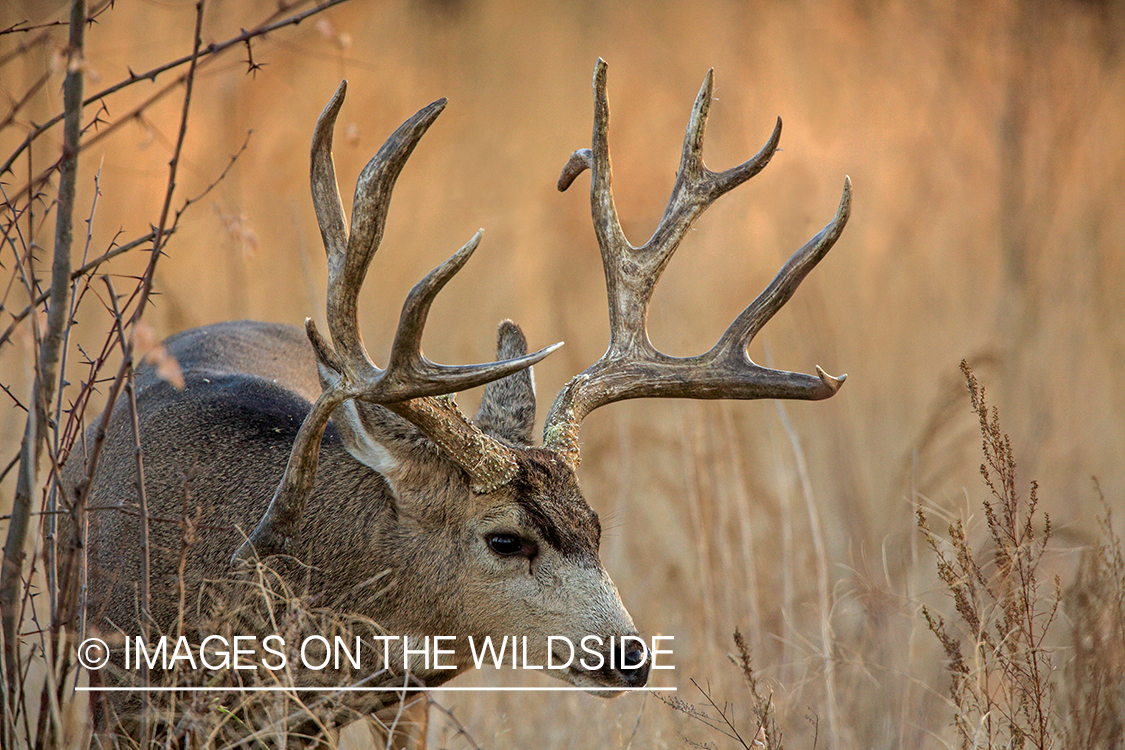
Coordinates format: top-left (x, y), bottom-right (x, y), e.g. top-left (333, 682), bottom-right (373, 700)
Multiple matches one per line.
top-left (77, 320), bottom-right (637, 687)
top-left (68, 60), bottom-right (851, 744)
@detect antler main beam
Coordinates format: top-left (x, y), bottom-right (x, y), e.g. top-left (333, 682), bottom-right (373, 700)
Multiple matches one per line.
top-left (232, 82), bottom-right (561, 565)
top-left (543, 59), bottom-right (850, 468)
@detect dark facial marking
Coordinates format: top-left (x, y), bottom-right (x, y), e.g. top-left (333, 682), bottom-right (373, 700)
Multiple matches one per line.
top-left (508, 449), bottom-right (601, 558)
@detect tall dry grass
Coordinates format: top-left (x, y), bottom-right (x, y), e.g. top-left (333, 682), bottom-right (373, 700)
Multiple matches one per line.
top-left (2, 0), bottom-right (1124, 747)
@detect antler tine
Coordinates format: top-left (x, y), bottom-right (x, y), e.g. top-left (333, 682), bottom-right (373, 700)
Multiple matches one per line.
top-left (310, 81), bottom-right (349, 264)
top-left (543, 60), bottom-right (848, 470)
top-left (329, 96), bottom-right (447, 366)
top-left (387, 229), bottom-right (484, 379)
top-left (588, 59), bottom-right (630, 262)
top-left (232, 383), bottom-right (342, 565)
top-left (648, 71), bottom-right (781, 255)
top-left (559, 60), bottom-right (640, 355)
top-left (383, 228), bottom-right (563, 398)
top-left (714, 177), bottom-right (852, 360)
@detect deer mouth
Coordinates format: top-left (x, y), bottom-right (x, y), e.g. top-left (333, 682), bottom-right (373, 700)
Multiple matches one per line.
top-left (563, 663), bottom-right (649, 697)
top-left (566, 668), bottom-right (627, 697)
top-left (556, 643), bottom-right (651, 696)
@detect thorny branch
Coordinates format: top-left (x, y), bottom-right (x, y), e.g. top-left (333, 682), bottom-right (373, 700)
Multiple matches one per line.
top-left (0, 128), bottom-right (251, 350)
top-left (2, 0), bottom-right (85, 717)
top-left (0, 0), bottom-right (352, 180)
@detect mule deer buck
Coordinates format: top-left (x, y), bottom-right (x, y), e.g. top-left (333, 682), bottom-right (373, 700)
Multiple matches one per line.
top-left (67, 59), bottom-right (849, 745)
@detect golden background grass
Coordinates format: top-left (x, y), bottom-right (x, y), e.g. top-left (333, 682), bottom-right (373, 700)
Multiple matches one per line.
top-left (2, 0), bottom-right (1124, 746)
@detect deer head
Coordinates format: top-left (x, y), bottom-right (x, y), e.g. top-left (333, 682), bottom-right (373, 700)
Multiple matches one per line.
top-left (228, 58), bottom-right (849, 693)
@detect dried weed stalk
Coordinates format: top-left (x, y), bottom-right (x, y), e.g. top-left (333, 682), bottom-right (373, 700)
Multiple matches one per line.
top-left (659, 629), bottom-right (781, 750)
top-left (918, 360), bottom-right (1060, 750)
top-left (731, 628), bottom-right (784, 750)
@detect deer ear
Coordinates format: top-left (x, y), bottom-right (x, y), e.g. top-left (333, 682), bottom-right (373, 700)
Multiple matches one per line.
top-left (474, 320), bottom-right (537, 447)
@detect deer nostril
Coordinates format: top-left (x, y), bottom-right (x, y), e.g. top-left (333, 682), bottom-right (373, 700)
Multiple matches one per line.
top-left (622, 647), bottom-right (645, 668)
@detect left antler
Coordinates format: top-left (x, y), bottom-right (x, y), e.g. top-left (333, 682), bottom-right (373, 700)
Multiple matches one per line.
top-left (543, 59), bottom-right (850, 468)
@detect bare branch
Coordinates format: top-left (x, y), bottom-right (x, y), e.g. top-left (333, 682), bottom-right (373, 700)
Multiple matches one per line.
top-left (2, 0), bottom-right (85, 710)
top-left (0, 0), bottom-right (353, 180)
top-left (0, 229), bottom-right (162, 349)
top-left (0, 128), bottom-right (249, 351)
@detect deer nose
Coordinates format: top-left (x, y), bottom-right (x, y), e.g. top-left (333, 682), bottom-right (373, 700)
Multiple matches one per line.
top-left (617, 643), bottom-right (650, 687)
top-left (596, 637), bottom-right (649, 688)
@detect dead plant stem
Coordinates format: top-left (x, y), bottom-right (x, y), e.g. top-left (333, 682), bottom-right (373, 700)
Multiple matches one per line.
top-left (0, 0), bottom-right (353, 180)
top-left (1, 0), bottom-right (84, 719)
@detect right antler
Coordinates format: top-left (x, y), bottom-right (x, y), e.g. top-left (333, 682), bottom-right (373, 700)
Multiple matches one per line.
top-left (543, 59), bottom-right (850, 468)
top-left (232, 82), bottom-right (560, 565)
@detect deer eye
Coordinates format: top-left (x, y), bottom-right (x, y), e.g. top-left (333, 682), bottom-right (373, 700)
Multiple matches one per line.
top-left (486, 533), bottom-right (534, 558)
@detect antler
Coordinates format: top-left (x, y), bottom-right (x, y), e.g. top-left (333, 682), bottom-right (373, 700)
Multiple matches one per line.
top-left (232, 81), bottom-right (560, 565)
top-left (543, 59), bottom-right (850, 468)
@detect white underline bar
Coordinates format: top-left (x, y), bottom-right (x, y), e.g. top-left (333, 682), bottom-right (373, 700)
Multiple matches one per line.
top-left (76, 686), bottom-right (675, 692)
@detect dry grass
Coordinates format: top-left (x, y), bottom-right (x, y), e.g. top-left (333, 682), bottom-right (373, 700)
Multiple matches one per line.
top-left (1062, 482), bottom-right (1125, 750)
top-left (84, 558), bottom-right (432, 748)
top-left (3, 0), bottom-right (1124, 747)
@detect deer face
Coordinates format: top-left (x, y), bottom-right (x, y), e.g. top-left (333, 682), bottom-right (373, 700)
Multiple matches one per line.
top-left (458, 451), bottom-right (648, 692)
